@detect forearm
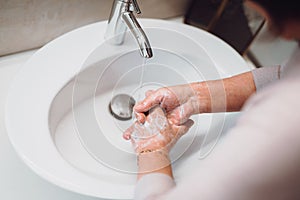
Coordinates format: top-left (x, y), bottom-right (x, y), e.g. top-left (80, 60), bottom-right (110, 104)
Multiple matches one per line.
top-left (223, 71), bottom-right (256, 112)
top-left (192, 71), bottom-right (256, 113)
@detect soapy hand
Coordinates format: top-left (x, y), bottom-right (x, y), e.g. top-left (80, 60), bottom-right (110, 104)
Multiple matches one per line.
top-left (123, 106), bottom-right (194, 153)
top-left (134, 83), bottom-right (208, 125)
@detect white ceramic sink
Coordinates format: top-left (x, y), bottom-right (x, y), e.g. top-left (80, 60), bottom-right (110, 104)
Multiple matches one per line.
top-left (5, 19), bottom-right (250, 199)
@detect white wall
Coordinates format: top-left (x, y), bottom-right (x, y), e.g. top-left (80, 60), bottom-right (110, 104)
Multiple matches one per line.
top-left (0, 0), bottom-right (191, 56)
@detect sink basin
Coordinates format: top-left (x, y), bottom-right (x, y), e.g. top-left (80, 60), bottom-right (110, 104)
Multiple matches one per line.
top-left (5, 19), bottom-right (250, 199)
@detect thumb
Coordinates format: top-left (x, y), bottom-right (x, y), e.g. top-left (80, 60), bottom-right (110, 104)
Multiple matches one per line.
top-left (168, 103), bottom-right (193, 125)
top-left (175, 119), bottom-right (194, 139)
top-left (134, 90), bottom-right (163, 113)
top-left (134, 90), bottom-right (164, 123)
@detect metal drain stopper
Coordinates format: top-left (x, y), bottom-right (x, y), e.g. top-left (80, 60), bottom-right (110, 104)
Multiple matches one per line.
top-left (109, 94), bottom-right (136, 121)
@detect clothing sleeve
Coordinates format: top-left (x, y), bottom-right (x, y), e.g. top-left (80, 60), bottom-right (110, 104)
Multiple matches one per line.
top-left (134, 173), bottom-right (175, 200)
top-left (251, 65), bottom-right (281, 90)
top-left (134, 79), bottom-right (300, 200)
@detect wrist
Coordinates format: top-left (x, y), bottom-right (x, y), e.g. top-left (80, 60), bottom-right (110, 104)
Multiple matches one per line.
top-left (190, 82), bottom-right (212, 113)
top-left (137, 149), bottom-right (171, 173)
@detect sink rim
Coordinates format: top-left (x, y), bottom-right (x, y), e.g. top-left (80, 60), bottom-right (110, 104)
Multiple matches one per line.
top-left (5, 18), bottom-right (250, 199)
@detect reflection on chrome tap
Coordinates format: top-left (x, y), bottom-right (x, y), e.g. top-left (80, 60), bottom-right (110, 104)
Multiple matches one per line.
top-left (105, 0), bottom-right (153, 58)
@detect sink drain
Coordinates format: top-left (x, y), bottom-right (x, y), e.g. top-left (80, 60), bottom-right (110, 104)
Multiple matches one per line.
top-left (109, 94), bottom-right (136, 121)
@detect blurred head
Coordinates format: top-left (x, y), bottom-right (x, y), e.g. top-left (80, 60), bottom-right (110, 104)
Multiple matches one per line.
top-left (246, 0), bottom-right (300, 40)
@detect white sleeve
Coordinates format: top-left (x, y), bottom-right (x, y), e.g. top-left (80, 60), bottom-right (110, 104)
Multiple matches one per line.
top-left (251, 65), bottom-right (281, 90)
top-left (134, 78), bottom-right (300, 200)
top-left (134, 173), bottom-right (175, 200)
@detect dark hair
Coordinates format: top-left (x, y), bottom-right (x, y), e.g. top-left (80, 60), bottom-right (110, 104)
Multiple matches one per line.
top-left (249, 0), bottom-right (300, 32)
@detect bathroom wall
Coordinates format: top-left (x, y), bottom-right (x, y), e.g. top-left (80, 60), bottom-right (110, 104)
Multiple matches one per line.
top-left (0, 0), bottom-right (191, 56)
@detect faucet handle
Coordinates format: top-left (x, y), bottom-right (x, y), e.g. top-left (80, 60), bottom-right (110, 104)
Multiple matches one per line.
top-left (130, 0), bottom-right (141, 14)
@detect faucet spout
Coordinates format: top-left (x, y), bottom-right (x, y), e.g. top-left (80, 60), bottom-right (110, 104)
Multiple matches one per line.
top-left (122, 12), bottom-right (153, 58)
top-left (105, 0), bottom-right (153, 58)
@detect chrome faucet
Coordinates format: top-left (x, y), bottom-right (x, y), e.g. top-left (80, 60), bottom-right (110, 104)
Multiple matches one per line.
top-left (105, 0), bottom-right (153, 58)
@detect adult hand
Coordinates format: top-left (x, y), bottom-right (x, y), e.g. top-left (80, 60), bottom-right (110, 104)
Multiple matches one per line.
top-left (123, 106), bottom-right (194, 153)
top-left (134, 83), bottom-right (210, 125)
top-left (134, 72), bottom-right (257, 126)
